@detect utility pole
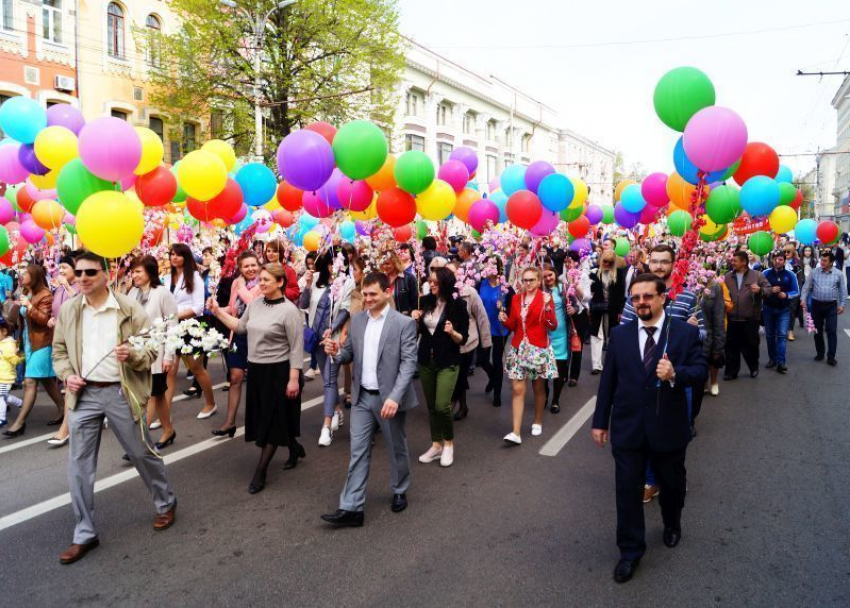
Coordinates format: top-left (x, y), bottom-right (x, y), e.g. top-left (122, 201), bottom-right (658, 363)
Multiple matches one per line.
top-left (796, 70), bottom-right (850, 77)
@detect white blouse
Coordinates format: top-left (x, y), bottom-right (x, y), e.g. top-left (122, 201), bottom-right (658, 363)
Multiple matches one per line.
top-left (169, 271), bottom-right (205, 318)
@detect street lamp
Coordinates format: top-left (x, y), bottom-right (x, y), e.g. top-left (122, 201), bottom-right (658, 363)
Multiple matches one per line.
top-left (220, 0), bottom-right (299, 162)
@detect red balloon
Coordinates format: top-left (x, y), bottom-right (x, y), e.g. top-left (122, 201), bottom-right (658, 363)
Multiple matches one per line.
top-left (506, 190), bottom-right (543, 230)
top-left (274, 208), bottom-right (294, 227)
top-left (790, 189), bottom-right (803, 210)
top-left (733, 142), bottom-right (779, 186)
top-left (206, 178), bottom-right (243, 220)
top-left (185, 198), bottom-right (215, 222)
top-left (136, 166), bottom-right (178, 207)
top-left (568, 216), bottom-right (590, 238)
top-left (392, 225), bottom-right (413, 242)
top-left (304, 121), bottom-right (337, 146)
top-left (376, 187), bottom-right (416, 227)
top-left (816, 220), bottom-right (839, 244)
top-left (16, 187), bottom-right (36, 213)
top-left (0, 222), bottom-right (26, 266)
top-left (277, 181), bottom-right (304, 212)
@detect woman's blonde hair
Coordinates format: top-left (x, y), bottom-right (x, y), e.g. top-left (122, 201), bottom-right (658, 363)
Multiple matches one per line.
top-left (521, 266), bottom-right (542, 283)
top-left (262, 262), bottom-right (287, 287)
top-left (599, 251), bottom-right (618, 281)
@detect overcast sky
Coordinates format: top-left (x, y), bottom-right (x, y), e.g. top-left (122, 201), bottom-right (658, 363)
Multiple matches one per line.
top-left (398, 0), bottom-right (849, 181)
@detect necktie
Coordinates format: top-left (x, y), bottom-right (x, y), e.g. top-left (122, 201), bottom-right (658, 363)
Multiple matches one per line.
top-left (643, 326), bottom-right (657, 373)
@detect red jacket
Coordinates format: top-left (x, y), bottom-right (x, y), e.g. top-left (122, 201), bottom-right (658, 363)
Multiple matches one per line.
top-left (503, 290), bottom-right (557, 349)
top-left (285, 264), bottom-right (300, 303)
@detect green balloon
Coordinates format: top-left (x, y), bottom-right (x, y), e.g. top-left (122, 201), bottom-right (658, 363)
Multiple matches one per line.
top-left (777, 182), bottom-right (797, 206)
top-left (600, 204), bottom-right (615, 224)
top-left (700, 223), bottom-right (726, 242)
top-left (614, 237), bottom-right (630, 257)
top-left (560, 203), bottom-right (585, 222)
top-left (394, 150), bottom-right (435, 195)
top-left (471, 229), bottom-right (482, 240)
top-left (0, 225), bottom-right (9, 256)
top-left (721, 159), bottom-right (740, 182)
top-left (65, 223), bottom-right (77, 235)
top-left (705, 185), bottom-right (741, 224)
top-left (416, 219), bottom-right (428, 240)
top-left (171, 164), bottom-right (187, 203)
top-left (4, 184), bottom-right (20, 210)
top-left (748, 231), bottom-right (774, 256)
top-left (667, 209), bottom-right (693, 237)
top-left (333, 120), bottom-right (388, 181)
top-left (653, 67), bottom-right (716, 132)
top-left (56, 158), bottom-right (114, 216)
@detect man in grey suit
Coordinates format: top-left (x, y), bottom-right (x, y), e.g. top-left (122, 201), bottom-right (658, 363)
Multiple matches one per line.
top-left (321, 271), bottom-right (419, 527)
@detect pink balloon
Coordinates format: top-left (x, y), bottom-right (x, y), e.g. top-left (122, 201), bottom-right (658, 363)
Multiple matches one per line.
top-left (640, 205), bottom-right (661, 225)
top-left (47, 104), bottom-right (85, 135)
top-left (438, 160), bottom-right (470, 194)
top-left (641, 172), bottom-right (669, 207)
top-left (488, 177), bottom-right (500, 193)
top-left (530, 210), bottom-right (560, 237)
top-left (227, 204), bottom-right (248, 225)
top-left (63, 211), bottom-right (76, 226)
top-left (25, 180), bottom-right (57, 202)
top-left (20, 218), bottom-right (45, 244)
top-left (302, 189), bottom-right (333, 218)
top-left (0, 145), bottom-right (29, 184)
top-left (683, 106), bottom-right (748, 173)
top-left (0, 198), bottom-right (15, 224)
top-left (78, 117), bottom-right (142, 182)
top-left (337, 179), bottom-right (373, 212)
top-left (120, 173), bottom-right (137, 191)
top-left (251, 209), bottom-right (273, 233)
top-left (468, 199), bottom-right (500, 233)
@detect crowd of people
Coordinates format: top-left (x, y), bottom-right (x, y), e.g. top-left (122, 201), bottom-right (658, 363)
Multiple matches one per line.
top-left (1, 228), bottom-right (849, 578)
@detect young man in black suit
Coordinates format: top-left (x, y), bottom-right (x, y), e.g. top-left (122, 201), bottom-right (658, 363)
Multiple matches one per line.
top-left (592, 273), bottom-right (707, 584)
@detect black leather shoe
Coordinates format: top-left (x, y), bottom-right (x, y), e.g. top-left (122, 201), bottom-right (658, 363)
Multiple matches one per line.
top-left (391, 493), bottom-right (407, 513)
top-left (321, 509), bottom-right (364, 527)
top-left (749, 369), bottom-right (759, 378)
top-left (827, 358), bottom-right (838, 366)
top-left (776, 364), bottom-right (787, 374)
top-left (613, 558), bottom-right (640, 583)
top-left (550, 402), bottom-right (561, 414)
top-left (723, 374), bottom-right (737, 381)
top-left (248, 472), bottom-right (266, 494)
top-left (815, 355), bottom-right (825, 361)
top-left (765, 360), bottom-right (776, 369)
top-left (663, 527), bottom-right (682, 548)
top-left (2, 424), bottom-right (25, 438)
top-left (182, 388), bottom-right (201, 398)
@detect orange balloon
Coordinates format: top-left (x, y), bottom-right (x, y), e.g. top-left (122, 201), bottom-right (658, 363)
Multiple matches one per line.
top-left (615, 179), bottom-right (636, 202)
top-left (453, 188), bottom-right (481, 223)
top-left (365, 154), bottom-right (396, 191)
top-left (31, 199), bottom-right (66, 230)
top-left (666, 172), bottom-right (710, 210)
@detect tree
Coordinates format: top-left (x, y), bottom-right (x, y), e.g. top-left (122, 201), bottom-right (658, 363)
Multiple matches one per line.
top-left (612, 150), bottom-right (647, 185)
top-left (146, 0), bottom-right (405, 160)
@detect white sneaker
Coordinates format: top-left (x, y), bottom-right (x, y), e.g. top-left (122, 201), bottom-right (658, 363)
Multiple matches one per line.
top-left (531, 424), bottom-right (542, 436)
top-left (710, 383), bottom-right (719, 396)
top-left (149, 420), bottom-right (162, 430)
top-left (331, 410), bottom-right (344, 432)
top-left (318, 425), bottom-right (332, 446)
top-left (304, 368), bottom-right (318, 380)
top-left (440, 445), bottom-right (454, 467)
top-left (503, 432), bottom-right (522, 445)
top-left (418, 445), bottom-right (443, 463)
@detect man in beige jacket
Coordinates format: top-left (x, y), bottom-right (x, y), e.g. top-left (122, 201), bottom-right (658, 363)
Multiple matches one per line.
top-left (52, 251), bottom-right (177, 565)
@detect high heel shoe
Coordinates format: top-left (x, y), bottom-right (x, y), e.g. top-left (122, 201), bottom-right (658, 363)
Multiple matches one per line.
top-left (452, 401), bottom-right (468, 421)
top-left (3, 424), bottom-right (25, 438)
top-left (182, 387), bottom-right (201, 398)
top-left (211, 426), bottom-right (237, 438)
top-left (154, 431), bottom-right (177, 450)
top-left (283, 443), bottom-right (306, 470)
top-left (248, 472), bottom-right (266, 494)
top-left (46, 416), bottom-right (64, 426)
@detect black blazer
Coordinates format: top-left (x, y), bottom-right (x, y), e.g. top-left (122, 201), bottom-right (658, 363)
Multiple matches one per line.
top-left (416, 295), bottom-right (469, 366)
top-left (592, 317), bottom-right (707, 451)
top-left (392, 272), bottom-right (419, 315)
top-left (588, 267), bottom-right (627, 334)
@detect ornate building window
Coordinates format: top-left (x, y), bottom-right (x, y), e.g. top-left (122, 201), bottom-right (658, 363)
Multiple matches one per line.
top-left (107, 3), bottom-right (125, 59)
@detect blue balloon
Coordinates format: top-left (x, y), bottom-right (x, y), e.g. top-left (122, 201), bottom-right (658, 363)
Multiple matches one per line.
top-left (292, 229), bottom-right (305, 247)
top-left (620, 184), bottom-right (647, 213)
top-left (233, 215), bottom-right (254, 236)
top-left (0, 97), bottom-right (47, 145)
top-left (299, 211), bottom-right (319, 230)
top-left (467, 181), bottom-right (479, 191)
top-left (794, 218), bottom-right (818, 245)
top-left (500, 165), bottom-right (527, 196)
top-left (775, 165), bottom-right (793, 184)
top-left (673, 137), bottom-right (725, 185)
top-left (740, 176), bottom-right (780, 217)
top-left (236, 163), bottom-right (277, 207)
top-left (537, 173), bottom-right (575, 212)
top-left (340, 220), bottom-right (356, 242)
top-left (488, 189), bottom-right (509, 223)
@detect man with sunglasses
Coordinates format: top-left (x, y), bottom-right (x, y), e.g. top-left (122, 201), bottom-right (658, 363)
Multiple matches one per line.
top-left (592, 273), bottom-right (707, 584)
top-left (52, 251), bottom-right (177, 564)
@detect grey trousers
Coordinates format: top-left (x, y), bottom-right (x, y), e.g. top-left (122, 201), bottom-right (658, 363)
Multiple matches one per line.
top-left (67, 386), bottom-right (176, 544)
top-left (339, 390), bottom-right (410, 512)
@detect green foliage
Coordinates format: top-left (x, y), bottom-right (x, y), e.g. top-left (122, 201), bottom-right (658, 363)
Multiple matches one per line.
top-left (146, 0), bottom-right (405, 160)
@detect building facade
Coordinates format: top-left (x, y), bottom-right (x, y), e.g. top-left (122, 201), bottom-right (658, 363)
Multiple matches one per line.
top-left (830, 76), bottom-right (850, 230)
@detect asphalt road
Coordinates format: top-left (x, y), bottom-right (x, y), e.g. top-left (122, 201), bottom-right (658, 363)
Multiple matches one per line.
top-left (1, 319), bottom-right (848, 607)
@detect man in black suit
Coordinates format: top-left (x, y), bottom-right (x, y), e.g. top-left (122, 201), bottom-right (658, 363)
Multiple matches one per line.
top-left (592, 273), bottom-right (707, 584)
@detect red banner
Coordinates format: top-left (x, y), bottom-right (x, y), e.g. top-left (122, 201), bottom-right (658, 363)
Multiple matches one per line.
top-left (732, 217), bottom-right (769, 235)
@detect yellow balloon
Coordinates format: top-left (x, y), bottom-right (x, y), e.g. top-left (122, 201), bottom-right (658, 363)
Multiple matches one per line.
top-left (134, 127), bottom-right (164, 175)
top-left (615, 179), bottom-right (636, 202)
top-left (31, 199), bottom-right (66, 230)
top-left (202, 139), bottom-right (237, 172)
top-left (29, 169), bottom-right (59, 190)
top-left (125, 190), bottom-right (145, 213)
top-left (416, 179), bottom-right (456, 221)
top-left (350, 196), bottom-right (378, 220)
top-left (769, 206), bottom-right (797, 234)
top-left (263, 198), bottom-right (281, 212)
top-left (303, 231), bottom-right (321, 252)
top-left (76, 191), bottom-right (145, 257)
top-left (569, 178), bottom-right (588, 209)
top-left (34, 126), bottom-right (78, 170)
top-left (177, 150), bottom-right (227, 202)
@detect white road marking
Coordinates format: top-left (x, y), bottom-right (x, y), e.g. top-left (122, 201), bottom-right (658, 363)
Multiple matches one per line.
top-left (844, 329), bottom-right (850, 340)
top-left (538, 397), bottom-right (597, 457)
top-left (0, 382), bottom-right (231, 456)
top-left (0, 390), bottom-right (331, 533)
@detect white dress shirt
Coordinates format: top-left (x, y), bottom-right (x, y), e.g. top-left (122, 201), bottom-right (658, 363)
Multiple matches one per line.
top-left (170, 271), bottom-right (205, 318)
top-left (361, 303), bottom-right (389, 390)
top-left (638, 310), bottom-right (666, 359)
top-left (81, 291), bottom-right (121, 382)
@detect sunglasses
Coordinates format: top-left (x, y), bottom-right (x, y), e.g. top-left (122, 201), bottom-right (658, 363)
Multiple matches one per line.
top-left (74, 269), bottom-right (101, 277)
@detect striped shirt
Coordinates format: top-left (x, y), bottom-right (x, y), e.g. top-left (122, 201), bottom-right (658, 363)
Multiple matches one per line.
top-left (801, 266), bottom-right (847, 304)
top-left (621, 287), bottom-right (706, 338)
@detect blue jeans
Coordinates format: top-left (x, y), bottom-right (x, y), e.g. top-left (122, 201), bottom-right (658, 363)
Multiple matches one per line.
top-left (763, 306), bottom-right (791, 365)
top-left (315, 349), bottom-right (341, 418)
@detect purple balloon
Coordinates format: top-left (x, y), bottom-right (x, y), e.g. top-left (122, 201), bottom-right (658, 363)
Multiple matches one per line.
top-left (355, 220), bottom-right (370, 236)
top-left (0, 198), bottom-right (15, 224)
top-left (46, 104), bottom-right (85, 135)
top-left (78, 117), bottom-right (142, 182)
top-left (570, 238), bottom-right (590, 253)
top-left (0, 145), bottom-right (30, 184)
top-left (530, 209), bottom-right (560, 237)
top-left (614, 202), bottom-right (641, 229)
top-left (438, 160), bottom-right (470, 193)
top-left (18, 144), bottom-right (50, 176)
top-left (524, 161), bottom-right (556, 194)
top-left (449, 146), bottom-right (479, 175)
top-left (468, 199), bottom-right (500, 233)
top-left (683, 106), bottom-right (748, 173)
top-left (302, 189), bottom-right (333, 218)
top-left (324, 169), bottom-right (344, 210)
top-left (585, 204), bottom-right (604, 225)
top-left (20, 218), bottom-right (45, 244)
top-left (277, 130), bottom-right (335, 192)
